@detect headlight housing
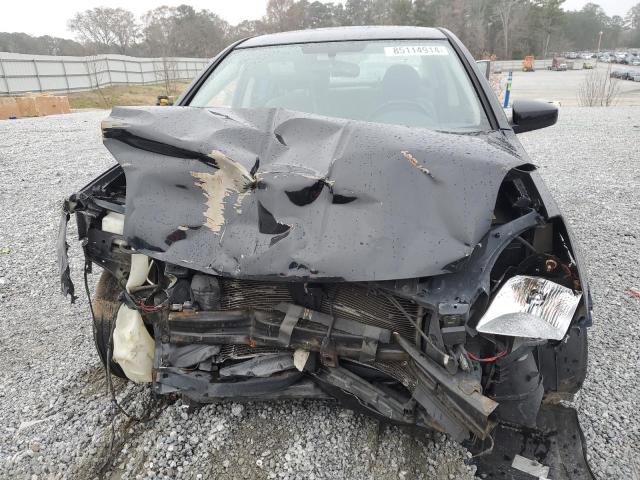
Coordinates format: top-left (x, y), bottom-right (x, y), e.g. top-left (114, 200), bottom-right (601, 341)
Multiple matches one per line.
top-left (476, 275), bottom-right (581, 340)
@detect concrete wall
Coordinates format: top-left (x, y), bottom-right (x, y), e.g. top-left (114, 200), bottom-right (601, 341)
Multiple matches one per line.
top-left (492, 59), bottom-right (553, 71)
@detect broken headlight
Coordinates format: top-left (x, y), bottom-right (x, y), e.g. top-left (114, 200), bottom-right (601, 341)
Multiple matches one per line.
top-left (476, 275), bottom-right (581, 340)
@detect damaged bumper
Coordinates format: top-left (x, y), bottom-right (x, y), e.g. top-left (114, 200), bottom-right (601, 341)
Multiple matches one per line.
top-left (58, 106), bottom-right (593, 478)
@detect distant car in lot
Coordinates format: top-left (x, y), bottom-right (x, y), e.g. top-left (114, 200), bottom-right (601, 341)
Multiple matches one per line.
top-left (611, 69), bottom-right (637, 80)
top-left (580, 52), bottom-right (593, 60)
top-left (615, 52), bottom-right (628, 63)
top-left (549, 57), bottom-right (567, 71)
top-left (566, 51), bottom-right (578, 59)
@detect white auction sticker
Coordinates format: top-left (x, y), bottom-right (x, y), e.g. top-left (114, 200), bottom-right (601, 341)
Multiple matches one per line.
top-left (384, 45), bottom-right (449, 56)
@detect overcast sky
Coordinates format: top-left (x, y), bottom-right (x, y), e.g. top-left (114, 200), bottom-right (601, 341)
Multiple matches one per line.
top-left (0, 0), bottom-right (637, 39)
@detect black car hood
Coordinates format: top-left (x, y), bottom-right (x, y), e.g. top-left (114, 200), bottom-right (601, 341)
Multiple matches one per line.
top-left (102, 106), bottom-right (525, 281)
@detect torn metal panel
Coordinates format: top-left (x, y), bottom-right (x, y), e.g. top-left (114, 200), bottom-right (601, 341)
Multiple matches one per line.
top-left (315, 366), bottom-right (414, 423)
top-left (394, 333), bottom-right (498, 440)
top-left (511, 455), bottom-right (550, 478)
top-left (102, 105), bottom-right (525, 281)
top-left (156, 368), bottom-right (303, 397)
top-left (471, 405), bottom-right (595, 480)
top-left (219, 353), bottom-right (295, 378)
top-left (166, 344), bottom-right (221, 368)
top-left (57, 211), bottom-right (76, 303)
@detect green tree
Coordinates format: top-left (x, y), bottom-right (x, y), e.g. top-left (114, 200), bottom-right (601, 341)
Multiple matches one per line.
top-left (564, 3), bottom-right (609, 51)
top-left (493, 0), bottom-right (521, 59)
top-left (343, 0), bottom-right (375, 26)
top-left (626, 3), bottom-right (640, 46)
top-left (266, 0), bottom-right (296, 31)
top-left (533, 0), bottom-right (565, 58)
top-left (412, 0), bottom-right (436, 26)
top-left (389, 0), bottom-right (413, 25)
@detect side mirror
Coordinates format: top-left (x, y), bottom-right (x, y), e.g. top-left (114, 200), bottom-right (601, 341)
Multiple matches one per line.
top-left (511, 100), bottom-right (558, 134)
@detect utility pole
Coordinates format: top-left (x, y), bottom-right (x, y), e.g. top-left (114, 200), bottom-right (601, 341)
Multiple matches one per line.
top-left (596, 31), bottom-right (603, 63)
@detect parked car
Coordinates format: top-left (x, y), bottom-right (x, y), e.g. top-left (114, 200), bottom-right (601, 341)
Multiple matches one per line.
top-left (549, 57), bottom-right (568, 70)
top-left (615, 52), bottom-right (628, 63)
top-left (58, 26), bottom-right (593, 479)
top-left (611, 69), bottom-right (636, 80)
top-left (566, 51), bottom-right (578, 59)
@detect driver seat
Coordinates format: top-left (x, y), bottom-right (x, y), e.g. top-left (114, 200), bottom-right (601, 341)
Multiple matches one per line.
top-left (381, 64), bottom-right (422, 101)
top-left (371, 64), bottom-right (435, 127)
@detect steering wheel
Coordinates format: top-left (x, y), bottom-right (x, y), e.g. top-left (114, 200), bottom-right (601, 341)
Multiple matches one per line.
top-left (370, 100), bottom-right (434, 123)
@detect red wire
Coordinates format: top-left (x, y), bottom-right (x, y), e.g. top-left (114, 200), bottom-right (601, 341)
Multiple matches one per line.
top-left (468, 350), bottom-right (507, 362)
top-left (136, 300), bottom-right (164, 313)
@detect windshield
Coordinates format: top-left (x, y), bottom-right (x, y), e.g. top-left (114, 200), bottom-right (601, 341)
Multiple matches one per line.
top-left (189, 40), bottom-right (490, 132)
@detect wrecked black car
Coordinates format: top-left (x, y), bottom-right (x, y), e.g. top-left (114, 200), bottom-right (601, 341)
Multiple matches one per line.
top-left (59, 27), bottom-right (594, 478)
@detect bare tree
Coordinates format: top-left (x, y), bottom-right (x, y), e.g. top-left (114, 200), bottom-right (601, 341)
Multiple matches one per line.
top-left (52, 1), bottom-right (640, 60)
top-left (466, 0), bottom-right (491, 55)
top-left (85, 54), bottom-right (111, 108)
top-left (68, 7), bottom-right (139, 54)
top-left (142, 6), bottom-right (175, 56)
top-left (157, 57), bottom-right (180, 98)
top-left (578, 64), bottom-right (620, 107)
top-left (493, 0), bottom-right (520, 59)
top-left (110, 10), bottom-right (139, 54)
top-left (266, 0), bottom-right (296, 31)
top-left (534, 0), bottom-right (565, 59)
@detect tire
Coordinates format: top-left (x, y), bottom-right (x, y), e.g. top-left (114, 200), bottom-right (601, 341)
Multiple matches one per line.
top-left (92, 270), bottom-right (128, 379)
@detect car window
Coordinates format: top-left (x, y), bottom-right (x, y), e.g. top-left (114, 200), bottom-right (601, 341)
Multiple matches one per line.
top-left (189, 40), bottom-right (490, 132)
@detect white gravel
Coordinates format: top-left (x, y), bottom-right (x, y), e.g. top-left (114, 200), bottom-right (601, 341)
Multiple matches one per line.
top-left (0, 107), bottom-right (638, 479)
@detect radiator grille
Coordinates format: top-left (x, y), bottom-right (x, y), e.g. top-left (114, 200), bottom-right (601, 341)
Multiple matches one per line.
top-left (218, 279), bottom-right (419, 340)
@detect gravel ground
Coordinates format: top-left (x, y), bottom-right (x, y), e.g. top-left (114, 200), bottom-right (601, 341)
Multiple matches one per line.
top-left (0, 107), bottom-right (638, 480)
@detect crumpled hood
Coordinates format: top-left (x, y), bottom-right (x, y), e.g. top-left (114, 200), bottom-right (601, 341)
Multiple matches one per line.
top-left (102, 106), bottom-right (524, 281)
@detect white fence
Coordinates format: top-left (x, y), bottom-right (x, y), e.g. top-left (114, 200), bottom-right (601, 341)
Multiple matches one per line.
top-left (0, 53), bottom-right (568, 96)
top-left (0, 52), bottom-right (211, 95)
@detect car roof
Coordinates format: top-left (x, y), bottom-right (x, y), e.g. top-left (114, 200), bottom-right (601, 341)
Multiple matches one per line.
top-left (238, 26), bottom-right (447, 48)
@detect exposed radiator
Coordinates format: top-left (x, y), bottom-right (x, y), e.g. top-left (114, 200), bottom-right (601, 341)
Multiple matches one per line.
top-left (218, 279), bottom-right (420, 341)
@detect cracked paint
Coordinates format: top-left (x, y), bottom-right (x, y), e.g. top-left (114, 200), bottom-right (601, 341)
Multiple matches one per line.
top-left (191, 150), bottom-right (256, 233)
top-left (401, 150), bottom-right (434, 178)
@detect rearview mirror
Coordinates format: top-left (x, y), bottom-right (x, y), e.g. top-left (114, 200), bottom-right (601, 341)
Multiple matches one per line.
top-left (511, 100), bottom-right (558, 134)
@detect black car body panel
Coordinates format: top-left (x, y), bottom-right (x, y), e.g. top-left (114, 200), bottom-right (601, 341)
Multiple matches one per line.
top-left (102, 105), bottom-right (526, 281)
top-left (237, 25), bottom-right (447, 47)
top-left (58, 26), bottom-right (593, 479)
